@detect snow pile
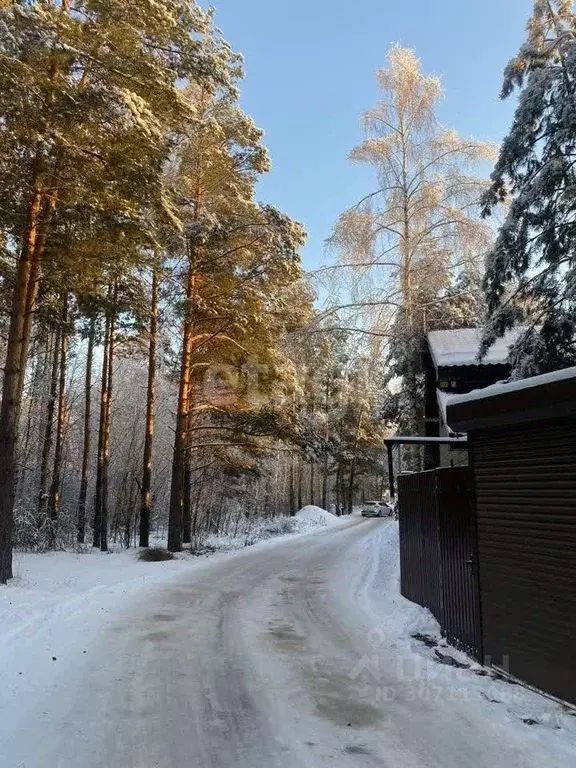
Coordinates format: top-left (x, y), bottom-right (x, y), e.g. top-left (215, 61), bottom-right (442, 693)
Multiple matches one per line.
top-left (295, 505), bottom-right (342, 527)
top-left (203, 506), bottom-right (347, 552)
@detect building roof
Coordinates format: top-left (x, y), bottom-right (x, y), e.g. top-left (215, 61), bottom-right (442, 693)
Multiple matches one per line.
top-left (446, 365), bottom-right (576, 431)
top-left (427, 327), bottom-right (523, 369)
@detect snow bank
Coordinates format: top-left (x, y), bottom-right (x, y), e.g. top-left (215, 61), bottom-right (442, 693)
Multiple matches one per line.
top-left (200, 507), bottom-right (350, 554)
top-left (295, 505), bottom-right (343, 527)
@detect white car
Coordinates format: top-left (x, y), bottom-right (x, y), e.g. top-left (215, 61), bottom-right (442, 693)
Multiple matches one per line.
top-left (361, 500), bottom-right (392, 518)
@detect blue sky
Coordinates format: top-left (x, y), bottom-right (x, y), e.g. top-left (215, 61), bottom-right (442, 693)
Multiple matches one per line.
top-left (209, 1), bottom-right (531, 272)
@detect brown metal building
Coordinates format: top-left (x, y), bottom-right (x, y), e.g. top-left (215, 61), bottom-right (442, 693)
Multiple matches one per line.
top-left (447, 367), bottom-right (576, 705)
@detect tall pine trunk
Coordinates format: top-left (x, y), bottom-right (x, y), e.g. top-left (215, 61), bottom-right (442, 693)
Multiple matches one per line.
top-left (19, 335), bottom-right (46, 495)
top-left (168, 89), bottom-right (208, 553)
top-left (0, 37), bottom-right (68, 578)
top-left (47, 295), bottom-right (68, 546)
top-left (289, 454), bottom-right (296, 516)
top-left (322, 375), bottom-right (330, 509)
top-left (93, 304), bottom-right (112, 548)
top-left (192, 475), bottom-right (203, 542)
top-left (308, 388), bottom-right (316, 507)
top-left (335, 463), bottom-right (342, 515)
top-left (182, 383), bottom-right (195, 546)
top-left (77, 317), bottom-right (96, 544)
top-left (139, 268), bottom-right (159, 548)
top-left (347, 406), bottom-right (365, 514)
top-left (37, 331), bottom-right (60, 526)
top-left (347, 461), bottom-right (356, 515)
top-left (0, 179), bottom-right (46, 582)
top-left (168, 265), bottom-right (195, 552)
top-left (341, 465), bottom-right (347, 515)
top-left (309, 459), bottom-right (315, 507)
top-left (182, 455), bottom-right (192, 546)
top-left (99, 288), bottom-right (117, 553)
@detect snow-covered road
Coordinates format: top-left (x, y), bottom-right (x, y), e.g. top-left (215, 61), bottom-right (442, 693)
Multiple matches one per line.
top-left (2, 519), bottom-right (575, 767)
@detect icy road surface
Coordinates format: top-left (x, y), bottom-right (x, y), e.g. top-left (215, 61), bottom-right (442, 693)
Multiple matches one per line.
top-left (2, 519), bottom-right (575, 768)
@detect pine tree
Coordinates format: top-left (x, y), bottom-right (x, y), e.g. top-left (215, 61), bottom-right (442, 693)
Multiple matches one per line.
top-left (164, 75), bottom-right (306, 551)
top-left (481, 0), bottom-right (576, 376)
top-left (0, 0), bottom-right (229, 580)
top-left (46, 292), bottom-right (69, 547)
top-left (36, 330), bottom-right (60, 529)
top-left (76, 313), bottom-right (96, 544)
top-left (139, 264), bottom-right (160, 548)
top-left (0, 3), bottom-right (314, 567)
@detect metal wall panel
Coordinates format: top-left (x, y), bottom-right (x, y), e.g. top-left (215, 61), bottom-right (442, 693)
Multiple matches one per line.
top-left (436, 467), bottom-right (482, 660)
top-left (398, 472), bottom-right (425, 606)
top-left (418, 472), bottom-right (442, 623)
top-left (472, 419), bottom-right (576, 705)
top-left (398, 471), bottom-right (442, 624)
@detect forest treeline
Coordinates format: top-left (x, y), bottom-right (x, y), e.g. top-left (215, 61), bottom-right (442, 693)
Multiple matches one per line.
top-left (0, 1), bottom-right (392, 582)
top-left (0, 0), bottom-right (574, 582)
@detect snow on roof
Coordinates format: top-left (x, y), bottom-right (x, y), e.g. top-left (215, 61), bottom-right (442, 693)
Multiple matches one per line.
top-left (427, 328), bottom-right (524, 368)
top-left (446, 365), bottom-right (576, 408)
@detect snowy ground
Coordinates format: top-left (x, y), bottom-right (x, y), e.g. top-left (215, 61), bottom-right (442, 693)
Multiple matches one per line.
top-left (1, 516), bottom-right (575, 767)
top-left (1, 505), bottom-right (347, 668)
top-left (355, 522), bottom-right (576, 755)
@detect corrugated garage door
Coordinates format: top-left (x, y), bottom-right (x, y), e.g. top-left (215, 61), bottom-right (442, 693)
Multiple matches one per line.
top-left (472, 419), bottom-right (576, 705)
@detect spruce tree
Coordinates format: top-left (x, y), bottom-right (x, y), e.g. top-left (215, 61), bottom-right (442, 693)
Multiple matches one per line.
top-left (482, 0), bottom-right (576, 376)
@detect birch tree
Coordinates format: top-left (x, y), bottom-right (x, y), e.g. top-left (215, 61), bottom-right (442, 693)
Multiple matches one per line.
top-left (328, 47), bottom-right (495, 437)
